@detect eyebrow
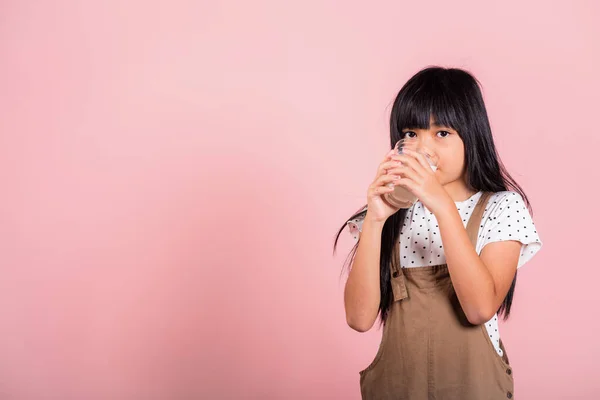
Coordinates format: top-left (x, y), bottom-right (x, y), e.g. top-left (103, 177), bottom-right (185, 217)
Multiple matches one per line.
top-left (403, 124), bottom-right (452, 131)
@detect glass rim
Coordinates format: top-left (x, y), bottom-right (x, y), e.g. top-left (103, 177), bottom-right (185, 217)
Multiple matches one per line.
top-left (393, 139), bottom-right (438, 166)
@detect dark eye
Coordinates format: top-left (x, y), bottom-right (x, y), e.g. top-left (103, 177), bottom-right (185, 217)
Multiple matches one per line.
top-left (404, 131), bottom-right (417, 138)
top-left (437, 131), bottom-right (451, 138)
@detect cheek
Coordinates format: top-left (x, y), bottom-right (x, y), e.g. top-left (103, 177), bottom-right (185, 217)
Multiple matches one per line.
top-left (437, 149), bottom-right (466, 177)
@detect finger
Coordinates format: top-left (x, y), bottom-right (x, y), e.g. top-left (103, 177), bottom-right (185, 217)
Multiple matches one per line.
top-left (387, 165), bottom-right (422, 183)
top-left (391, 154), bottom-right (427, 178)
top-left (382, 159), bottom-right (403, 171)
top-left (395, 177), bottom-right (417, 193)
top-left (403, 148), bottom-right (432, 172)
top-left (371, 185), bottom-right (395, 196)
top-left (381, 148), bottom-right (396, 164)
top-left (376, 159), bottom-right (402, 178)
top-left (374, 173), bottom-right (402, 188)
top-left (369, 176), bottom-right (399, 196)
top-left (369, 179), bottom-right (396, 197)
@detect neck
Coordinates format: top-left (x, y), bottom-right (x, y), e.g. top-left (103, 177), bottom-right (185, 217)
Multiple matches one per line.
top-left (443, 180), bottom-right (478, 202)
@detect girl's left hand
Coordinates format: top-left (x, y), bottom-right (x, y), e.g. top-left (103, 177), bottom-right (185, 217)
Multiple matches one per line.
top-left (388, 149), bottom-right (454, 216)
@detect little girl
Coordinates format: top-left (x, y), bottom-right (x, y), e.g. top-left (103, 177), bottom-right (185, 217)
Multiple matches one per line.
top-left (334, 67), bottom-right (542, 399)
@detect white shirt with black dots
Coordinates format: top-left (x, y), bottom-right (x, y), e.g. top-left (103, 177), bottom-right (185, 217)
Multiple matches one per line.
top-left (347, 191), bottom-right (543, 356)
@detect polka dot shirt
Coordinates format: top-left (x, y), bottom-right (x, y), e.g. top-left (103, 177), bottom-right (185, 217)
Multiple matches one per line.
top-left (346, 191), bottom-right (543, 356)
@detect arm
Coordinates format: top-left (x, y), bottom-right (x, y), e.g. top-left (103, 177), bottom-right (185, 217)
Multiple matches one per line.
top-left (436, 205), bottom-right (520, 325)
top-left (387, 150), bottom-right (535, 326)
top-left (344, 213), bottom-right (385, 332)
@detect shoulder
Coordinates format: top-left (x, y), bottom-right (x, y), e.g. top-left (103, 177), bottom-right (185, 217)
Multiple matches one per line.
top-left (486, 190), bottom-right (524, 205)
top-left (482, 191), bottom-right (526, 217)
top-left (477, 191), bottom-right (542, 268)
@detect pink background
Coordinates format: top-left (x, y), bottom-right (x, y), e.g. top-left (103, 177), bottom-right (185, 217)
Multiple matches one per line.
top-left (0, 0), bottom-right (598, 399)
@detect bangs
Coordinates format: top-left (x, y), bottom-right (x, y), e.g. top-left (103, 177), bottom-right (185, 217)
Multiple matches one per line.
top-left (393, 72), bottom-right (468, 135)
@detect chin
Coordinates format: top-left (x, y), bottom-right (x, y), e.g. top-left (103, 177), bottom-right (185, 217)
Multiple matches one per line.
top-left (439, 175), bottom-right (460, 187)
top-left (436, 175), bottom-right (448, 186)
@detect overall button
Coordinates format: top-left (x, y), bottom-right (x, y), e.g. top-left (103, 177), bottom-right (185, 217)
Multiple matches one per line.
top-left (392, 271), bottom-right (399, 278)
top-left (506, 368), bottom-right (512, 375)
top-left (507, 392), bottom-right (513, 399)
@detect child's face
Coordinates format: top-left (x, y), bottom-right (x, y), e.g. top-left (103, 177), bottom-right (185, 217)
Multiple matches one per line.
top-left (401, 118), bottom-right (467, 187)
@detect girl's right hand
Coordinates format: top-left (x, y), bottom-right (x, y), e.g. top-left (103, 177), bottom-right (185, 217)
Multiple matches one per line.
top-left (365, 149), bottom-right (403, 223)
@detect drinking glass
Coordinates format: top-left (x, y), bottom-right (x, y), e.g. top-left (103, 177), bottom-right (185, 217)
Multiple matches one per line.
top-left (383, 138), bottom-right (438, 209)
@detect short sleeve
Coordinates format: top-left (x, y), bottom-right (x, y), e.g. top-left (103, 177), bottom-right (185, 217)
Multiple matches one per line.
top-left (476, 191), bottom-right (542, 269)
top-left (346, 207), bottom-right (367, 242)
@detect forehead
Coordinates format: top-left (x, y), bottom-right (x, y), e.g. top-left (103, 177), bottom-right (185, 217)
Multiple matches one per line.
top-left (403, 119), bottom-right (453, 131)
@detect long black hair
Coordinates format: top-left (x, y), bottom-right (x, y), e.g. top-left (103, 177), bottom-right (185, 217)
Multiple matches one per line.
top-left (333, 66), bottom-right (531, 326)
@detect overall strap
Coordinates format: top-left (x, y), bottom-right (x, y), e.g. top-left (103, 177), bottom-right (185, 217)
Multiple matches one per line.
top-left (389, 191), bottom-right (493, 303)
top-left (390, 239), bottom-right (407, 302)
top-left (465, 192), bottom-right (493, 249)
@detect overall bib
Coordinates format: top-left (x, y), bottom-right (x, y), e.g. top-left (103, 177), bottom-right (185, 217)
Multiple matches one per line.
top-left (359, 192), bottom-right (515, 399)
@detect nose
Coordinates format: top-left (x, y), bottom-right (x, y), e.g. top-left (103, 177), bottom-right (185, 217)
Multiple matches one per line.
top-left (415, 136), bottom-right (438, 165)
top-left (415, 136), bottom-right (435, 154)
